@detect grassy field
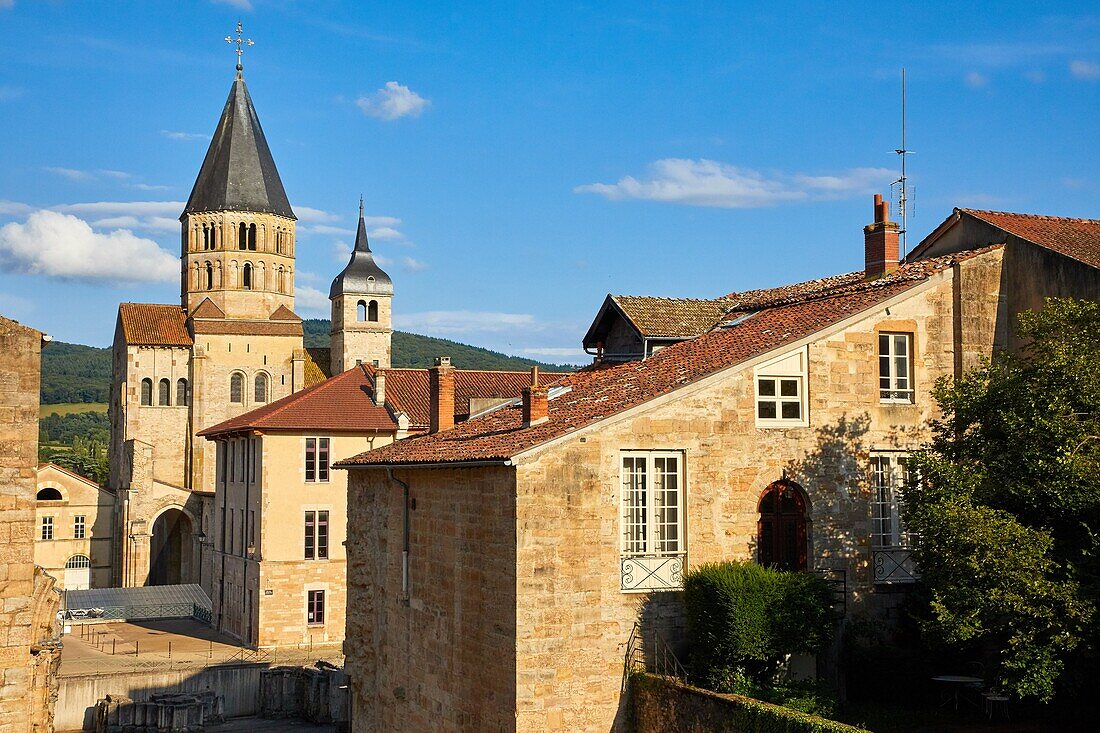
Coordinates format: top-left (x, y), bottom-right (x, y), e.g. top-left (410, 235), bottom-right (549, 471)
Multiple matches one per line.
top-left (40, 402), bottom-right (108, 418)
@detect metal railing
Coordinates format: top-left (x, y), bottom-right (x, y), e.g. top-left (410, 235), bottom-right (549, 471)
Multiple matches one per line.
top-left (873, 548), bottom-right (919, 584)
top-left (623, 621), bottom-right (689, 690)
top-left (620, 554), bottom-right (686, 592)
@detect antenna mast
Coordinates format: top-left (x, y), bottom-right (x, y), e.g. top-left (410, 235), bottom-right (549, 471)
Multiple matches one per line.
top-left (894, 68), bottom-right (911, 257)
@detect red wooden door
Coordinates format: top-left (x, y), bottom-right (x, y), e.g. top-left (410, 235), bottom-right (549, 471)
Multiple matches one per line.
top-left (757, 480), bottom-right (808, 571)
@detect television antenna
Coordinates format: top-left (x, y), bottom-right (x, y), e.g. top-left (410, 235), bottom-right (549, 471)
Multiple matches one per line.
top-left (892, 68), bottom-right (913, 257)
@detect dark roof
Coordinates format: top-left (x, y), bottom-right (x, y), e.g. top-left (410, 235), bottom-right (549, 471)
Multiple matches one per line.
top-left (582, 295), bottom-right (734, 348)
top-left (199, 364), bottom-right (396, 436)
top-left (183, 75), bottom-right (295, 220)
top-left (329, 205), bottom-right (393, 298)
top-left (338, 247), bottom-right (1000, 467)
top-left (118, 304), bottom-right (193, 346)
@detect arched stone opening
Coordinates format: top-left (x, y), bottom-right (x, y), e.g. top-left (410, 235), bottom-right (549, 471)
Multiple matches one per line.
top-left (148, 508), bottom-right (193, 586)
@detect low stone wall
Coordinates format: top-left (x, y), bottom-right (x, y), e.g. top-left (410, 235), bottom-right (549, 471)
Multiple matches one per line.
top-left (632, 674), bottom-right (867, 733)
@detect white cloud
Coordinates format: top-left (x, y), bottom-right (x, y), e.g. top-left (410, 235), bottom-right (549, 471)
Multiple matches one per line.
top-left (302, 224), bottom-right (355, 236)
top-left (44, 167), bottom-right (92, 181)
top-left (357, 82), bottom-right (430, 120)
top-left (55, 201), bottom-right (184, 232)
top-left (0, 200), bottom-right (32, 216)
top-left (99, 169), bottom-right (131, 180)
top-left (576, 159), bottom-right (894, 209)
top-left (130, 183), bottom-right (172, 192)
top-left (1070, 60), bottom-right (1100, 80)
top-left (369, 226), bottom-right (402, 240)
top-left (964, 71), bottom-right (989, 88)
top-left (212, 0), bottom-right (252, 10)
top-left (296, 206), bottom-right (340, 223)
top-left (295, 285), bottom-right (330, 315)
top-left (0, 210), bottom-right (178, 283)
top-left (395, 311), bottom-right (537, 335)
top-left (363, 215), bottom-right (401, 227)
top-left (161, 130), bottom-right (210, 141)
top-left (401, 256), bottom-right (427, 272)
top-left (332, 241), bottom-right (352, 263)
top-left (523, 347), bottom-right (588, 359)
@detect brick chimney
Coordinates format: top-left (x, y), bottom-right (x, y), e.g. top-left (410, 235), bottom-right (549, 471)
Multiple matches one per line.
top-left (373, 369), bottom-right (386, 407)
top-left (521, 366), bottom-right (549, 427)
top-left (429, 356), bottom-right (455, 433)
top-left (864, 193), bottom-right (900, 278)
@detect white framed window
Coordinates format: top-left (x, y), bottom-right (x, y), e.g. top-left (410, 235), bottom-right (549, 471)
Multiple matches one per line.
top-left (870, 453), bottom-right (914, 548)
top-left (754, 348), bottom-right (809, 427)
top-left (41, 516), bottom-right (54, 541)
top-left (74, 515), bottom-right (86, 539)
top-left (879, 333), bottom-right (914, 403)
top-left (620, 451), bottom-right (685, 592)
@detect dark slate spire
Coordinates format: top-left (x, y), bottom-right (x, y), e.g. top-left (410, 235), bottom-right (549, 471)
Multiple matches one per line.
top-left (182, 74), bottom-right (295, 220)
top-left (329, 200), bottom-right (393, 298)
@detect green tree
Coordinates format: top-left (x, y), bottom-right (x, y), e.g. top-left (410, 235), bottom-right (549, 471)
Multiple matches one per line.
top-left (904, 298), bottom-right (1099, 701)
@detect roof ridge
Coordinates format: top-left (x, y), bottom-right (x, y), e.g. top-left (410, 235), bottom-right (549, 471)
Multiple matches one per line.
top-left (613, 294), bottom-right (733, 303)
top-left (961, 208), bottom-right (1100, 224)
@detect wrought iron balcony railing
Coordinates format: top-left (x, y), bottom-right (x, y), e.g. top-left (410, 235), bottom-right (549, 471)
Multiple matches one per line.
top-left (873, 547), bottom-right (919, 584)
top-left (621, 553), bottom-right (685, 592)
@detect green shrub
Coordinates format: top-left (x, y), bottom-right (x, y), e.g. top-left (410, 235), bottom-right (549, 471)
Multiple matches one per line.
top-left (684, 561), bottom-right (834, 687)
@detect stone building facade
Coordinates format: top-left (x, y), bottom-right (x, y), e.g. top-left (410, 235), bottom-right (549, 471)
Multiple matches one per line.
top-left (34, 463), bottom-right (115, 589)
top-left (106, 63), bottom-right (393, 593)
top-left (0, 315), bottom-right (62, 733)
top-left (338, 202), bottom-right (1100, 732)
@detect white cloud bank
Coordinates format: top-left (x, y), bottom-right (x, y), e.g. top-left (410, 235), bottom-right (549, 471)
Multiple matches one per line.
top-left (357, 82), bottom-right (430, 120)
top-left (394, 311), bottom-right (536, 336)
top-left (295, 285), bottom-right (331, 315)
top-left (0, 210), bottom-right (178, 283)
top-left (575, 159), bottom-right (895, 208)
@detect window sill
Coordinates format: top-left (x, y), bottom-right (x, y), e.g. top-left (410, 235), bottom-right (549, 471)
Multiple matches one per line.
top-left (755, 419), bottom-right (809, 429)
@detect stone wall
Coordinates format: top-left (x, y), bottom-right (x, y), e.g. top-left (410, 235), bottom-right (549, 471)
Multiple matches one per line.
top-left (0, 315), bottom-right (60, 733)
top-left (631, 673), bottom-right (865, 733)
top-left (345, 466), bottom-right (518, 733)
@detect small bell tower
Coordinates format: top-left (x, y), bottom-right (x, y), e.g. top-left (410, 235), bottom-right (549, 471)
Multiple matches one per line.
top-left (329, 199), bottom-right (394, 372)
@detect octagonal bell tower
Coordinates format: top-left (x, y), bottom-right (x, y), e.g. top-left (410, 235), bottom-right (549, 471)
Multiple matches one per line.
top-left (329, 200), bottom-right (394, 372)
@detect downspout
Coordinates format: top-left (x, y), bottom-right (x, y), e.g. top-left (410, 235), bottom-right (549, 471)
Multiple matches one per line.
top-left (386, 468), bottom-right (411, 604)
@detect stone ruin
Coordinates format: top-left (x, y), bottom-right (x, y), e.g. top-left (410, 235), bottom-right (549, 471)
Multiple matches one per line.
top-left (93, 691), bottom-right (222, 733)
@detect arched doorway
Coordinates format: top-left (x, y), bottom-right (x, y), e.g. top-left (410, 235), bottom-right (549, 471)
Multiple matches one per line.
top-left (149, 508), bottom-right (192, 586)
top-left (65, 555), bottom-right (91, 590)
top-left (757, 480), bottom-right (808, 571)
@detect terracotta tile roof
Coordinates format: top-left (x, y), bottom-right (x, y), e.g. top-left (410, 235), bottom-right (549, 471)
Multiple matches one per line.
top-left (338, 247), bottom-right (999, 467)
top-left (610, 296), bottom-right (734, 338)
top-left (189, 298), bottom-right (225, 319)
top-left (382, 368), bottom-right (571, 430)
top-left (269, 304), bottom-right (301, 321)
top-left (304, 348), bottom-right (333, 388)
top-left (199, 364), bottom-right (396, 436)
top-left (191, 319), bottom-right (302, 337)
top-left (118, 303), bottom-right (193, 346)
top-left (959, 209), bottom-right (1100, 270)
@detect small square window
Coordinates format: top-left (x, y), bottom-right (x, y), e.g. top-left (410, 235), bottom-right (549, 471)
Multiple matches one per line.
top-left (757, 376), bottom-right (804, 424)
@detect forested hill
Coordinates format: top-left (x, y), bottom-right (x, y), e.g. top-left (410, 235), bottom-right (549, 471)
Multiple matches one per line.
top-left (40, 324), bottom-right (574, 404)
top-left (302, 319), bottom-right (573, 372)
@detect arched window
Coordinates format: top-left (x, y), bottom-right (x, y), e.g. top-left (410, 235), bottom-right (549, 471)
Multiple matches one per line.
top-left (230, 373), bottom-right (244, 404)
top-left (248, 223), bottom-right (257, 250)
top-left (254, 373), bottom-right (269, 403)
top-left (205, 262), bottom-right (214, 290)
top-left (212, 225), bottom-right (219, 249)
top-left (202, 224), bottom-right (210, 250)
top-left (140, 378), bottom-right (153, 406)
top-left (368, 300), bottom-right (379, 322)
top-left (158, 378), bottom-right (171, 406)
top-left (357, 300), bottom-right (367, 321)
top-left (36, 487), bottom-right (63, 501)
top-left (176, 378), bottom-right (188, 406)
top-left (239, 222), bottom-right (248, 250)
top-left (757, 480), bottom-right (808, 572)
top-left (243, 263), bottom-right (253, 290)
top-left (65, 555), bottom-right (90, 569)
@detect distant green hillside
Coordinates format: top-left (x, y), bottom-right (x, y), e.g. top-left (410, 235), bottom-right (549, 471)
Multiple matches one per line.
top-left (40, 325), bottom-right (572, 404)
top-left (41, 341), bottom-right (111, 404)
top-left (303, 319), bottom-right (573, 371)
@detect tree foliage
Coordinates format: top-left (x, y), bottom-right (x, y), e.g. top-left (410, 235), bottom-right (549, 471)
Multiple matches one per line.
top-left (40, 341), bottom-right (111, 403)
top-left (903, 298), bottom-right (1100, 701)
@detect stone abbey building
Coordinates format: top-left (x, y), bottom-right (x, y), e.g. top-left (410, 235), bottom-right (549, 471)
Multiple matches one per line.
top-left (107, 61), bottom-right (393, 592)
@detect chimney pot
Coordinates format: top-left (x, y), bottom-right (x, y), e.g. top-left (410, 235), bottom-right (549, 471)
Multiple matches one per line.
top-left (429, 356), bottom-right (455, 433)
top-left (864, 192), bottom-right (900, 278)
top-left (522, 366), bottom-right (549, 427)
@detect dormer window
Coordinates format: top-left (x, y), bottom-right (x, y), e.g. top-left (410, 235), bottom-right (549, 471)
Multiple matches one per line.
top-left (754, 348), bottom-right (809, 428)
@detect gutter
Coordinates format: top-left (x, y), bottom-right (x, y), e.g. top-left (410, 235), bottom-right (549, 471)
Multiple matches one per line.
top-left (338, 459), bottom-right (513, 470)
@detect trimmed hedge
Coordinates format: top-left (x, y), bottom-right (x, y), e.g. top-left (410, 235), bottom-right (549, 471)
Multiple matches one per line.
top-left (684, 562), bottom-right (834, 686)
top-left (632, 673), bottom-right (869, 733)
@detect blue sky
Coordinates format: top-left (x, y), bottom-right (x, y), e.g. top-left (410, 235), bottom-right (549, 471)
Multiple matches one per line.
top-left (1, 1), bottom-right (1098, 361)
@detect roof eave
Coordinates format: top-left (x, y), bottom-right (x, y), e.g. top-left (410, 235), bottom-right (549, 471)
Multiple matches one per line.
top-left (335, 458), bottom-right (513, 470)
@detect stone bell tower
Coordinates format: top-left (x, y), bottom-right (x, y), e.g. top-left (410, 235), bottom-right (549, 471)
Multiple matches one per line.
top-left (329, 200), bottom-right (394, 372)
top-left (179, 62), bottom-right (298, 319)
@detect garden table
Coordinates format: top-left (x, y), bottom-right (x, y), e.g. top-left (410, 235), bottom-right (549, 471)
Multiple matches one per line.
top-left (931, 675), bottom-right (984, 710)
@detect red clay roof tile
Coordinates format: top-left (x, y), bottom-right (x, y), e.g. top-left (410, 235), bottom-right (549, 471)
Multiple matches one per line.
top-left (959, 209), bottom-right (1100, 270)
top-left (118, 303), bottom-right (192, 347)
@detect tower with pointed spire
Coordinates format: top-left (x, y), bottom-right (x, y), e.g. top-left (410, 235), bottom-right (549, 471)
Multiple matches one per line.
top-left (329, 199), bottom-right (394, 372)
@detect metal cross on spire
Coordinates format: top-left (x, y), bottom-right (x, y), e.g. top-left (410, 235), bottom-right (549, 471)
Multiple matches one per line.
top-left (225, 21), bottom-right (254, 76)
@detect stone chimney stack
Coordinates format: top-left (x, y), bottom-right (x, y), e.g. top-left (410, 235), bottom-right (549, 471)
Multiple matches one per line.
top-left (373, 369), bottom-right (386, 407)
top-left (429, 356), bottom-right (455, 434)
top-left (864, 193), bottom-right (900, 279)
top-left (521, 366), bottom-right (549, 428)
